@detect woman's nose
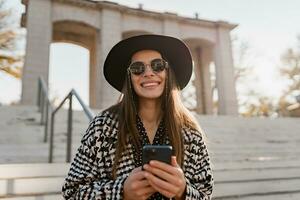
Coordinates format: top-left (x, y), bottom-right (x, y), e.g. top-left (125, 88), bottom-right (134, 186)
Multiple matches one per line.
top-left (143, 64), bottom-right (155, 76)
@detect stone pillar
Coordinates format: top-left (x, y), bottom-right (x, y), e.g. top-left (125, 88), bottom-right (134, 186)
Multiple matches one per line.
top-left (192, 47), bottom-right (213, 114)
top-left (21, 0), bottom-right (52, 105)
top-left (89, 32), bottom-right (98, 108)
top-left (94, 9), bottom-right (122, 109)
top-left (192, 48), bottom-right (204, 114)
top-left (202, 47), bottom-right (214, 114)
top-left (199, 47), bottom-right (214, 114)
top-left (214, 23), bottom-right (238, 115)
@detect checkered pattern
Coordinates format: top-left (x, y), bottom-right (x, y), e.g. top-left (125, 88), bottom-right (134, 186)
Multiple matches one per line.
top-left (62, 110), bottom-right (213, 199)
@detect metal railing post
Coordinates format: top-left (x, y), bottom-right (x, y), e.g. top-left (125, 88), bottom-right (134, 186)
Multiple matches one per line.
top-left (37, 80), bottom-right (41, 110)
top-left (66, 94), bottom-right (73, 162)
top-left (42, 84), bottom-right (94, 163)
top-left (44, 101), bottom-right (49, 143)
top-left (40, 92), bottom-right (45, 125)
top-left (49, 112), bottom-right (55, 163)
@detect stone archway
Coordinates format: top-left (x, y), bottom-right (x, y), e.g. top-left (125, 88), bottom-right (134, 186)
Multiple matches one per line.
top-left (21, 0), bottom-right (237, 115)
top-left (53, 20), bottom-right (99, 108)
top-left (21, 13), bottom-right (103, 108)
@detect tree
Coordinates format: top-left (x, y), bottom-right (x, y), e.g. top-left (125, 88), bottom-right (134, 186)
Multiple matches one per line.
top-left (232, 36), bottom-right (277, 117)
top-left (0, 0), bottom-right (23, 79)
top-left (277, 35), bottom-right (300, 116)
top-left (233, 36), bottom-right (268, 116)
top-left (240, 93), bottom-right (276, 117)
top-left (233, 39), bottom-right (253, 82)
top-left (279, 37), bottom-right (300, 100)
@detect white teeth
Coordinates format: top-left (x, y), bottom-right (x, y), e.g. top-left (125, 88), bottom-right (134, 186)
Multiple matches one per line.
top-left (142, 82), bottom-right (159, 87)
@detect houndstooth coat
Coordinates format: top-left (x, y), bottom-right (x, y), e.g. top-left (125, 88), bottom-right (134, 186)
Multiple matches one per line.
top-left (62, 110), bottom-right (213, 199)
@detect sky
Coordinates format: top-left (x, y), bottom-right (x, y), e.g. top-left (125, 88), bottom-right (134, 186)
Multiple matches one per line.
top-left (1, 0), bottom-right (300, 107)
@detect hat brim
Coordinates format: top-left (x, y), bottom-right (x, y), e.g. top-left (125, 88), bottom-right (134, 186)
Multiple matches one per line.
top-left (104, 34), bottom-right (193, 92)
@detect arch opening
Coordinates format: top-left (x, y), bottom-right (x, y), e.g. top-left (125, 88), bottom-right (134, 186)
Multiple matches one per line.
top-left (49, 42), bottom-right (90, 109)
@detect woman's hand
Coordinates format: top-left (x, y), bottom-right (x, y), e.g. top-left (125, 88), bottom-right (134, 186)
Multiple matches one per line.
top-left (123, 167), bottom-right (156, 200)
top-left (143, 156), bottom-right (186, 199)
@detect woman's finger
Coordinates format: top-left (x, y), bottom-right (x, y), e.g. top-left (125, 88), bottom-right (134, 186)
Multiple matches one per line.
top-left (148, 160), bottom-right (180, 176)
top-left (137, 184), bottom-right (156, 196)
top-left (144, 171), bottom-right (179, 194)
top-left (143, 164), bottom-right (178, 183)
top-left (147, 178), bottom-right (176, 198)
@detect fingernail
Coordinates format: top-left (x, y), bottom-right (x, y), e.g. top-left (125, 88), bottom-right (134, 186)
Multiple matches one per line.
top-left (150, 160), bottom-right (155, 165)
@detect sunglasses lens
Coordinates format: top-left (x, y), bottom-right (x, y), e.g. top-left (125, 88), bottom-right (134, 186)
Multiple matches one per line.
top-left (128, 59), bottom-right (167, 75)
top-left (151, 59), bottom-right (166, 73)
top-left (129, 62), bottom-right (145, 75)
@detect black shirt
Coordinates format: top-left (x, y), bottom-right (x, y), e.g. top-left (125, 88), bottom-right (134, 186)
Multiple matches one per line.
top-left (132, 115), bottom-right (169, 200)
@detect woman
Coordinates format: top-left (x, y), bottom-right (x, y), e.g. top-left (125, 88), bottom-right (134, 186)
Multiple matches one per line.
top-left (62, 34), bottom-right (213, 200)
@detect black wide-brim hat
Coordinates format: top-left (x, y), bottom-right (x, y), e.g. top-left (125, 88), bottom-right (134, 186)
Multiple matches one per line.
top-left (103, 34), bottom-right (193, 92)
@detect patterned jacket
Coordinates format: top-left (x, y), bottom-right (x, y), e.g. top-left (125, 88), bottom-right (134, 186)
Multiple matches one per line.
top-left (62, 110), bottom-right (213, 199)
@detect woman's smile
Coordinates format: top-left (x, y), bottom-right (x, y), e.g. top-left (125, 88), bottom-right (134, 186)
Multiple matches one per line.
top-left (140, 80), bottom-right (161, 88)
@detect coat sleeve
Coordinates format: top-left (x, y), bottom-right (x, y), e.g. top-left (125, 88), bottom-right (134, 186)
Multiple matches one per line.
top-left (184, 130), bottom-right (214, 200)
top-left (62, 115), bottom-right (126, 200)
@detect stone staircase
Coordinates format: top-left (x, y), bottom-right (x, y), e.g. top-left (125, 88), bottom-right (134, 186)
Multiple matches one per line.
top-left (196, 115), bottom-right (300, 199)
top-left (0, 105), bottom-right (47, 164)
top-left (1, 105), bottom-right (300, 199)
top-left (0, 105), bottom-right (91, 163)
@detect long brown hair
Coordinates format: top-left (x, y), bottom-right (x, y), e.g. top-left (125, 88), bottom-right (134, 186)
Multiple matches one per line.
top-left (106, 60), bottom-right (200, 179)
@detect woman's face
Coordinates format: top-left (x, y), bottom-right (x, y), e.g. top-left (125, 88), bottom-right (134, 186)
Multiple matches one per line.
top-left (129, 50), bottom-right (166, 101)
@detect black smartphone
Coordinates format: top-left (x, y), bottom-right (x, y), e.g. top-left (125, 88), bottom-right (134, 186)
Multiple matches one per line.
top-left (142, 145), bottom-right (172, 166)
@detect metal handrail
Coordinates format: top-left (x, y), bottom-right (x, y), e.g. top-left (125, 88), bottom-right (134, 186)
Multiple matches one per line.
top-left (48, 89), bottom-right (94, 163)
top-left (37, 77), bottom-right (95, 163)
top-left (37, 77), bottom-right (53, 143)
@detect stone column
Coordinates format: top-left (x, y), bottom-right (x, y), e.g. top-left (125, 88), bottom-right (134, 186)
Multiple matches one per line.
top-left (192, 47), bottom-right (213, 114)
top-left (21, 0), bottom-right (52, 105)
top-left (202, 47), bottom-right (214, 115)
top-left (192, 47), bottom-right (204, 114)
top-left (93, 9), bottom-right (122, 109)
top-left (199, 47), bottom-right (214, 114)
top-left (89, 32), bottom-right (98, 108)
top-left (214, 22), bottom-right (238, 115)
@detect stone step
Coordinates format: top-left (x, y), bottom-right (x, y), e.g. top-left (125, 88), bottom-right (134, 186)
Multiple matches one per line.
top-left (0, 194), bottom-right (61, 200)
top-left (0, 163), bottom-right (69, 178)
top-left (0, 163), bottom-right (67, 198)
top-left (214, 167), bottom-right (300, 182)
top-left (213, 192), bottom-right (300, 200)
top-left (211, 143), bottom-right (300, 149)
top-left (211, 158), bottom-right (299, 164)
top-left (213, 160), bottom-right (300, 171)
top-left (211, 154), bottom-right (299, 161)
top-left (213, 178), bottom-right (300, 199)
top-left (0, 177), bottom-right (64, 198)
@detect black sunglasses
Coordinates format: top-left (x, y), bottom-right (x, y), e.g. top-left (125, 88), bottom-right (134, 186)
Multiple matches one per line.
top-left (127, 58), bottom-right (168, 76)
